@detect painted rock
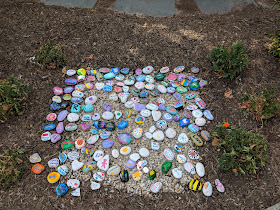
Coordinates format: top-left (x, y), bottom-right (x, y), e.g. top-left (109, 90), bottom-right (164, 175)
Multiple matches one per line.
top-left (145, 83), bottom-right (155, 90)
top-left (153, 130), bottom-right (164, 141)
top-left (163, 113), bottom-right (173, 121)
top-left (172, 168), bottom-right (183, 179)
top-left (133, 127), bottom-right (143, 139)
top-left (142, 66), bottom-right (154, 74)
top-left (87, 75), bottom-right (96, 81)
top-left (196, 162), bottom-right (205, 177)
top-left (77, 68), bottom-right (86, 75)
top-left (132, 171), bottom-right (142, 181)
top-left (75, 84), bottom-right (86, 91)
top-left (190, 67), bottom-right (199, 73)
top-left (102, 139), bottom-right (114, 149)
top-left (70, 103), bottom-right (80, 113)
top-left (135, 68), bottom-right (142, 75)
top-left (63, 94), bottom-right (71, 100)
top-left (120, 170), bottom-right (129, 182)
top-left (75, 139), bottom-right (86, 149)
top-left (92, 113), bottom-right (100, 121)
top-left (57, 110), bottom-right (68, 121)
top-left (61, 140), bottom-right (74, 149)
top-left (186, 93), bottom-right (196, 100)
top-left (48, 158), bottom-right (59, 168)
top-left (99, 67), bottom-right (111, 73)
top-left (174, 66), bottom-right (185, 73)
top-left (179, 118), bottom-right (190, 127)
top-left (97, 155), bottom-right (109, 171)
top-left (71, 188), bottom-right (80, 197)
top-left (107, 165), bottom-right (121, 175)
top-left (64, 86), bottom-right (74, 94)
top-left (139, 148), bottom-right (149, 157)
top-left (152, 111), bottom-right (161, 121)
top-left (151, 182), bottom-right (162, 193)
top-left (178, 73), bottom-right (187, 81)
top-left (81, 146), bottom-right (95, 156)
top-left (156, 120), bottom-right (167, 130)
top-left (160, 67), bottom-right (169, 73)
top-left (70, 97), bottom-right (83, 103)
top-left (188, 124), bottom-right (200, 133)
top-left (145, 75), bottom-right (154, 83)
top-left (174, 144), bottom-right (182, 153)
top-left (72, 160), bottom-right (84, 171)
top-left (67, 113), bottom-right (79, 122)
top-left (44, 124), bottom-right (55, 131)
top-left (91, 129), bottom-right (98, 135)
top-left (157, 85), bottom-right (167, 93)
top-left (174, 101), bottom-right (183, 110)
top-left (188, 179), bottom-right (202, 191)
top-left (50, 102), bottom-right (60, 111)
top-left (188, 150), bottom-right (200, 160)
top-left (32, 163), bottom-right (45, 174)
top-left (155, 73), bottom-right (165, 81)
top-left (215, 179), bottom-right (225, 193)
top-left (167, 73), bottom-right (176, 81)
top-left (72, 90), bottom-right (84, 98)
top-left (151, 141), bottom-right (160, 150)
top-left (83, 161), bottom-right (97, 174)
top-left (94, 121), bottom-right (106, 129)
top-left (85, 83), bottom-right (94, 90)
top-left (91, 182), bottom-right (101, 190)
top-left (67, 179), bottom-right (80, 190)
top-left (46, 113), bottom-right (56, 121)
top-left (29, 153), bottom-right (41, 163)
top-left (53, 87), bottom-right (63, 95)
top-left (68, 151), bottom-right (80, 160)
top-left (65, 123), bottom-right (77, 131)
top-left (165, 128), bottom-right (176, 138)
top-left (117, 120), bottom-right (128, 129)
top-left (61, 102), bottom-right (69, 109)
top-left (58, 152), bottom-right (67, 163)
top-left (195, 98), bottom-right (206, 109)
top-left (126, 159), bottom-right (136, 169)
top-left (82, 104), bottom-right (94, 113)
top-left (81, 114), bottom-right (91, 121)
top-left (51, 133), bottom-right (61, 143)
top-left (118, 92), bottom-right (129, 103)
top-left (189, 81), bottom-right (200, 90)
top-left (174, 115), bottom-right (180, 122)
top-left (52, 96), bottom-right (61, 103)
top-left (178, 133), bottom-right (189, 144)
top-left (121, 68), bottom-right (129, 74)
top-left (184, 162), bottom-right (196, 174)
top-left (192, 110), bottom-right (203, 118)
top-left (103, 85), bottom-right (112, 92)
top-left (47, 172), bottom-right (60, 184)
top-left (57, 165), bottom-right (69, 176)
top-left (195, 117), bottom-right (206, 127)
top-left (199, 80), bottom-right (208, 87)
top-left (164, 148), bottom-right (174, 160)
top-left (128, 153), bottom-right (139, 162)
top-left (203, 182), bottom-right (213, 197)
top-left (95, 82), bottom-right (104, 90)
top-left (41, 132), bottom-right (51, 141)
top-left (177, 154), bottom-right (187, 163)
top-left (162, 161), bottom-right (172, 173)
top-left (149, 126), bottom-right (156, 133)
top-left (67, 69), bottom-right (76, 76)
top-left (100, 131), bottom-right (111, 139)
top-left (134, 103), bottom-right (145, 111)
top-left (167, 87), bottom-right (176, 93)
top-left (203, 110), bottom-right (214, 120)
top-left (166, 107), bottom-right (177, 115)
top-left (183, 110), bottom-right (192, 118)
top-left (118, 133), bottom-right (131, 144)
top-left (56, 122), bottom-right (64, 134)
top-left (109, 93), bottom-right (118, 101)
top-left (105, 122), bottom-right (116, 131)
top-left (104, 72), bottom-right (115, 79)
top-left (120, 146), bottom-right (132, 155)
top-left (93, 150), bottom-right (104, 162)
top-left (176, 86), bottom-right (188, 94)
top-left (85, 95), bottom-right (97, 104)
top-left (140, 109), bottom-right (151, 117)
top-left (201, 130), bottom-right (211, 141)
top-left (158, 104), bottom-right (166, 111)
top-left (173, 92), bottom-right (181, 101)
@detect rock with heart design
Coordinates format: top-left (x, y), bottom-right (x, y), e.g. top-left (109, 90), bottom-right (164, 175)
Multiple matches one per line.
top-left (118, 92), bottom-right (129, 103)
top-left (118, 133), bottom-right (131, 144)
top-left (156, 120), bottom-right (167, 130)
top-left (85, 95), bottom-right (97, 104)
top-left (97, 155), bottom-right (110, 171)
top-left (72, 160), bottom-right (84, 171)
top-left (95, 82), bottom-right (104, 90)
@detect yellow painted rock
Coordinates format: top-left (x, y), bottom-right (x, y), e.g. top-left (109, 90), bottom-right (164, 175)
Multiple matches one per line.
top-left (132, 171), bottom-right (142, 181)
top-left (107, 165), bottom-right (121, 175)
top-left (77, 68), bottom-right (86, 76)
top-left (190, 133), bottom-right (203, 146)
top-left (47, 172), bottom-right (60, 183)
top-left (188, 179), bottom-right (202, 191)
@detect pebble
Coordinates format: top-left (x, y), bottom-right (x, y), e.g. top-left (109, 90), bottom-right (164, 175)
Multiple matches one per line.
top-left (32, 163), bottom-right (45, 174)
top-left (61, 140), bottom-right (74, 149)
top-left (67, 113), bottom-right (79, 122)
top-left (188, 124), bottom-right (200, 133)
top-left (179, 118), bottom-right (190, 127)
top-left (153, 130), bottom-right (164, 141)
top-left (183, 110), bottom-right (192, 118)
top-left (97, 155), bottom-right (109, 171)
top-left (166, 107), bottom-right (177, 115)
top-left (133, 127), bottom-right (143, 138)
top-left (177, 154), bottom-right (187, 163)
top-left (158, 104), bottom-right (166, 111)
top-left (115, 74), bottom-right (124, 81)
top-left (139, 148), bottom-right (149, 157)
top-left (203, 110), bottom-right (214, 120)
top-left (134, 103), bottom-right (145, 111)
top-left (120, 146), bottom-right (132, 155)
top-left (58, 152), bottom-right (67, 163)
top-left (154, 73), bottom-right (165, 81)
top-left (137, 160), bottom-right (147, 170)
top-left (140, 109), bottom-right (151, 118)
top-left (44, 124), bottom-right (55, 131)
top-left (48, 158), bottom-right (59, 168)
top-left (167, 73), bottom-right (176, 81)
top-left (145, 83), bottom-right (154, 90)
top-left (111, 67), bottom-right (120, 74)
top-left (142, 66), bottom-right (154, 74)
top-left (107, 165), bottom-right (121, 175)
top-left (120, 170), bottom-right (129, 182)
top-left (172, 168), bottom-right (183, 179)
top-left (29, 153), bottom-right (41, 163)
top-left (126, 159), bottom-right (136, 169)
top-left (167, 87), bottom-right (176, 94)
top-left (149, 126), bottom-right (156, 133)
top-left (93, 172), bottom-right (105, 181)
top-left (41, 132), bottom-right (51, 141)
top-left (52, 96), bottom-right (61, 103)
top-left (118, 92), bottom-right (129, 103)
top-left (215, 179), bottom-right (225, 193)
top-left (93, 150), bottom-right (105, 162)
top-left (186, 93), bottom-right (196, 100)
top-left (178, 133), bottom-right (189, 144)
top-left (117, 120), bottom-right (128, 129)
top-left (85, 95), bottom-right (97, 104)
top-left (195, 98), bottom-right (206, 109)
top-left (87, 135), bottom-right (99, 144)
top-left (184, 162), bottom-right (196, 174)
top-left (203, 182), bottom-right (213, 197)
top-left (188, 150), bottom-right (200, 160)
top-left (130, 153), bottom-right (140, 162)
top-left (95, 82), bottom-right (104, 90)
top-left (71, 188), bottom-right (81, 197)
top-left (199, 80), bottom-right (208, 87)
top-left (165, 128), bottom-right (176, 138)
top-left (91, 182), bottom-right (101, 190)
top-left (145, 75), bottom-right (154, 83)
top-left (143, 167), bottom-right (149, 173)
top-left (151, 142), bottom-right (160, 150)
top-left (47, 172), bottom-right (60, 183)
top-left (163, 113), bottom-right (173, 121)
top-left (118, 133), bottom-right (131, 144)
top-left (121, 68), bottom-right (129, 74)
top-left (146, 103), bottom-right (158, 111)
top-left (160, 67), bottom-right (169, 73)
top-left (151, 182), bottom-right (162, 193)
top-left (81, 146), bottom-right (95, 156)
top-left (196, 162), bottom-right (205, 177)
top-left (67, 69), bottom-right (76, 76)
top-left (195, 117), bottom-right (206, 126)
top-left (51, 133), bottom-right (61, 143)
top-left (56, 184), bottom-right (68, 197)
top-left (192, 110), bottom-right (203, 118)
top-left (112, 149), bottom-right (119, 158)
top-left (156, 120), bottom-right (167, 130)
top-left (157, 85), bottom-right (167, 93)
top-left (163, 148), bottom-right (174, 160)
top-left (99, 67), bottom-right (111, 73)
top-left (68, 151), bottom-right (80, 160)
top-left (103, 139), bottom-right (114, 148)
top-left (46, 113), bottom-right (57, 121)
top-left (75, 139), bottom-right (86, 149)
top-left (132, 171), bottom-right (142, 181)
top-left (135, 68), bottom-right (142, 75)
top-left (152, 111), bottom-right (161, 121)
top-left (201, 130), bottom-right (211, 141)
top-left (53, 87), bottom-right (63, 95)
top-left (102, 111), bottom-right (114, 120)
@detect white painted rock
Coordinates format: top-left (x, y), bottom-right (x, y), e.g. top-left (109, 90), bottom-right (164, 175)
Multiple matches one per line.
top-left (93, 150), bottom-right (105, 162)
top-left (143, 167), bottom-right (149, 173)
top-left (71, 188), bottom-right (81, 196)
top-left (91, 182), bottom-right (101, 190)
top-left (145, 83), bottom-right (155, 90)
top-left (149, 125), bottom-right (156, 133)
top-left (153, 130), bottom-right (164, 141)
top-left (112, 149), bottom-right (119, 158)
top-left (115, 111), bottom-right (122, 119)
top-left (192, 110), bottom-right (203, 118)
top-left (151, 182), bottom-right (162, 193)
top-left (118, 92), bottom-right (129, 103)
top-left (146, 103), bottom-right (158, 111)
top-left (67, 69), bottom-right (76, 76)
top-left (165, 128), bottom-right (176, 138)
top-left (125, 101), bottom-right (134, 108)
top-left (95, 82), bottom-right (104, 90)
top-left (137, 160), bottom-right (147, 170)
top-left (143, 66), bottom-right (154, 74)
top-left (145, 75), bottom-right (154, 83)
top-left (122, 86), bottom-right (129, 92)
top-left (102, 111), bottom-right (114, 120)
top-left (177, 154), bottom-right (187, 163)
top-left (163, 148), bottom-right (174, 160)
top-left (93, 172), bottom-right (105, 181)
top-left (145, 132), bottom-right (153, 139)
top-left (184, 162), bottom-right (196, 174)
top-left (133, 127), bottom-right (143, 139)
top-left (152, 111), bottom-right (161, 121)
top-left (135, 82), bottom-right (145, 90)
top-left (87, 135), bottom-right (99, 144)
top-left (67, 113), bottom-right (79, 122)
top-left (52, 96), bottom-right (61, 103)
top-left (203, 182), bottom-right (213, 197)
top-left (124, 79), bottom-right (135, 86)
top-left (139, 148), bottom-right (149, 157)
top-left (157, 85), bottom-right (167, 93)
top-left (178, 133), bottom-right (189, 144)
top-left (140, 109), bottom-right (151, 117)
top-left (120, 146), bottom-right (132, 155)
top-left (72, 160), bottom-right (84, 171)
top-left (72, 90), bottom-right (84, 98)
top-left (151, 141), bottom-right (160, 150)
top-left (196, 162), bottom-right (205, 177)
top-left (97, 155), bottom-right (109, 171)
top-left (109, 93), bottom-right (118, 101)
top-left (130, 153), bottom-right (140, 162)
top-left (172, 168), bottom-right (183, 179)
top-left (160, 67), bottom-right (169, 73)
top-left (67, 179), bottom-right (80, 189)
top-left (195, 117), bottom-right (206, 126)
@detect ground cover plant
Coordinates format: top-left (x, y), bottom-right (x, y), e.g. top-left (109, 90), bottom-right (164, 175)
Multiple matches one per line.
top-left (212, 123), bottom-right (268, 175)
top-left (208, 41), bottom-right (248, 79)
top-left (0, 77), bottom-right (29, 122)
top-left (34, 42), bottom-right (66, 70)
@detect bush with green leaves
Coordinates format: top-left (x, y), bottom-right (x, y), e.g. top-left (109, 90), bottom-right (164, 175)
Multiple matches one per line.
top-left (208, 41), bottom-right (248, 79)
top-left (34, 42), bottom-right (66, 69)
top-left (267, 30), bottom-right (280, 59)
top-left (212, 123), bottom-right (268, 175)
top-left (0, 77), bottom-right (29, 122)
top-left (0, 147), bottom-right (25, 189)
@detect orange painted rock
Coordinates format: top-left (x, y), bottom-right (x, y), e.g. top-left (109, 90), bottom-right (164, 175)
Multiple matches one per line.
top-left (32, 163), bottom-right (45, 174)
top-left (47, 172), bottom-right (60, 183)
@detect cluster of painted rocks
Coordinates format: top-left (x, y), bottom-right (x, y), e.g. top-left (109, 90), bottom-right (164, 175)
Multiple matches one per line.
top-left (34, 66), bottom-right (225, 197)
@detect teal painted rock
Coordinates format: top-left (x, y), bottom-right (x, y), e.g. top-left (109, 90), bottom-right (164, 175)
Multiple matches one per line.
top-left (154, 73), bottom-right (165, 81)
top-left (71, 103), bottom-right (80, 113)
top-left (162, 161), bottom-right (172, 174)
top-left (61, 140), bottom-right (74, 149)
top-left (130, 89), bottom-right (140, 96)
top-left (65, 123), bottom-right (77, 131)
top-left (176, 86), bottom-right (188, 94)
top-left (104, 72), bottom-right (115, 79)
top-left (161, 81), bottom-right (170, 87)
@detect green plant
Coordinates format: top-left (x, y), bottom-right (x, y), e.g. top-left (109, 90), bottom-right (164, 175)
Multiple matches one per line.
top-left (208, 41), bottom-right (248, 79)
top-left (267, 30), bottom-right (280, 58)
top-left (212, 123), bottom-right (268, 175)
top-left (34, 42), bottom-right (66, 69)
top-left (0, 147), bottom-right (25, 189)
top-left (0, 77), bottom-right (29, 122)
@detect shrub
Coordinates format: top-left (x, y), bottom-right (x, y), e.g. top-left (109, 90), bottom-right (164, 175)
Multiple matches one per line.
top-left (0, 77), bottom-right (29, 122)
top-left (212, 123), bottom-right (267, 175)
top-left (208, 41), bottom-right (248, 80)
top-left (0, 147), bottom-right (25, 189)
top-left (267, 30), bottom-right (280, 59)
top-left (34, 42), bottom-right (66, 69)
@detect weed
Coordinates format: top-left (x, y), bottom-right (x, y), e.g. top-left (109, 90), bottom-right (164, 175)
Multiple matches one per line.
top-left (0, 77), bottom-right (29, 122)
top-left (208, 41), bottom-right (248, 80)
top-left (212, 123), bottom-right (268, 175)
top-left (267, 30), bottom-right (280, 59)
top-left (34, 42), bottom-right (66, 70)
top-left (0, 147), bottom-right (25, 189)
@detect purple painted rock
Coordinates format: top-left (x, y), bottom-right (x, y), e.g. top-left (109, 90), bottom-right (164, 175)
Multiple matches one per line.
top-left (174, 115), bottom-right (181, 122)
top-left (183, 110), bottom-right (192, 118)
top-left (134, 103), bottom-right (145, 111)
top-left (199, 80), bottom-right (208, 87)
top-left (135, 68), bottom-right (142, 75)
top-left (64, 86), bottom-right (74, 94)
top-left (103, 139), bottom-right (114, 149)
top-left (65, 78), bottom-right (77, 86)
top-left (173, 93), bottom-right (181, 101)
top-left (53, 87), bottom-right (63, 95)
top-left (81, 123), bottom-right (90, 131)
top-left (178, 73), bottom-right (187, 82)
top-left (118, 133), bottom-right (131, 145)
top-left (158, 104), bottom-right (166, 111)
top-left (51, 133), bottom-right (61, 143)
top-left (126, 159), bottom-right (136, 169)
top-left (57, 110), bottom-right (68, 121)
top-left (167, 87), bottom-right (176, 94)
top-left (99, 67), bottom-right (111, 73)
top-left (103, 103), bottom-right (111, 111)
top-left (56, 122), bottom-right (64, 134)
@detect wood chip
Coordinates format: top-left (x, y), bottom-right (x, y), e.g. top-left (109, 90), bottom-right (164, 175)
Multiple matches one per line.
top-left (224, 89), bottom-right (234, 98)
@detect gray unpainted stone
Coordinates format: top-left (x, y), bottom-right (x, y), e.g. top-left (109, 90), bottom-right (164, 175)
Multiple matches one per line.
top-left (40, 0), bottom-right (98, 8)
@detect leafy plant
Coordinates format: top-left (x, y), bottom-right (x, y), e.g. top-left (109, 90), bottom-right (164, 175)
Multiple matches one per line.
top-left (34, 42), bottom-right (66, 69)
top-left (208, 41), bottom-right (248, 79)
top-left (0, 77), bottom-right (29, 122)
top-left (0, 147), bottom-right (25, 189)
top-left (267, 30), bottom-right (280, 59)
top-left (212, 123), bottom-right (268, 175)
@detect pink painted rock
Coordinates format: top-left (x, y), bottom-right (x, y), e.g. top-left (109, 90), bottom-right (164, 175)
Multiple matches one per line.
top-left (53, 87), bottom-right (63, 95)
top-left (56, 122), bottom-right (64, 134)
top-left (81, 123), bottom-right (90, 131)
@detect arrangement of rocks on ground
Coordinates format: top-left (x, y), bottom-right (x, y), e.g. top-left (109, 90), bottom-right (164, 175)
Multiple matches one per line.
top-left (29, 65), bottom-right (225, 197)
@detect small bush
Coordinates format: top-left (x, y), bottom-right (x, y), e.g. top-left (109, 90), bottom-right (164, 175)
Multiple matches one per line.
top-left (208, 41), bottom-right (248, 80)
top-left (34, 42), bottom-right (66, 69)
top-left (212, 123), bottom-right (267, 175)
top-left (267, 30), bottom-right (280, 59)
top-left (0, 148), bottom-right (25, 189)
top-left (0, 77), bottom-right (29, 122)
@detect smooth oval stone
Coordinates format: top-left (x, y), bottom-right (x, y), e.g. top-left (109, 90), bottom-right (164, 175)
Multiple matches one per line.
top-left (192, 110), bottom-right (203, 118)
top-left (190, 133), bottom-right (204, 146)
top-left (65, 78), bottom-right (77, 85)
top-left (71, 160), bottom-right (84, 171)
top-left (91, 182), bottom-right (101, 190)
top-left (132, 171), bottom-right (142, 181)
top-left (186, 93), bottom-right (196, 99)
top-left (103, 103), bottom-right (111, 111)
top-left (195, 98), bottom-right (206, 109)
top-left (177, 154), bottom-right (187, 163)
top-left (125, 101), bottom-right (134, 108)
top-left (117, 120), bottom-right (128, 129)
top-left (70, 97), bottom-right (83, 103)
top-left (140, 109), bottom-right (151, 117)
top-left (174, 144), bottom-right (182, 153)
top-left (47, 172), bottom-right (60, 183)
top-left (174, 66), bottom-right (185, 73)
top-left (174, 101), bottom-right (183, 110)
top-left (67, 113), bottom-right (79, 122)
top-left (103, 85), bottom-right (112, 92)
top-left (109, 93), bottom-right (118, 101)
top-left (188, 124), bottom-right (200, 133)
top-left (77, 68), bottom-right (86, 75)
top-left (52, 96), bottom-right (61, 103)
top-left (171, 81), bottom-right (180, 88)
top-left (99, 67), bottom-right (111, 73)
top-left (156, 120), bottom-right (167, 130)
top-left (67, 69), bottom-right (76, 76)
top-left (160, 67), bottom-right (169, 73)
top-left (95, 82), bottom-right (104, 90)
top-left (162, 161), bottom-right (172, 173)
top-left (158, 104), bottom-right (166, 111)
top-left (67, 179), bottom-right (80, 190)
top-left (139, 90), bottom-right (148, 98)
top-left (137, 160), bottom-right (147, 170)
top-left (145, 83), bottom-right (155, 90)
top-left (111, 67), bottom-right (120, 74)
top-left (102, 111), bottom-right (113, 120)
top-left (181, 79), bottom-right (190, 87)
top-left (167, 87), bottom-right (176, 93)
top-left (151, 182), bottom-right (162, 193)
top-left (165, 128), bottom-right (176, 138)
top-left (85, 83), bottom-right (94, 90)
top-left (71, 103), bottom-right (80, 113)
top-left (153, 130), bottom-right (164, 141)
top-left (183, 110), bottom-right (192, 118)
top-left (184, 162), bottom-right (196, 174)
top-left (104, 72), bottom-right (115, 79)
top-left (87, 135), bottom-right (99, 144)
top-left (51, 133), bottom-right (61, 143)
top-left (50, 102), bottom-right (60, 110)
top-left (168, 73), bottom-right (177, 81)
top-left (120, 146), bottom-right (131, 155)
top-left (203, 110), bottom-right (214, 120)
top-left (196, 162), bottom-right (205, 177)
top-left (46, 113), bottom-right (57, 121)
top-left (136, 75), bottom-right (146, 82)
top-left (91, 129), bottom-right (98, 134)
top-left (121, 68), bottom-right (129, 74)
top-left (94, 150), bottom-right (105, 162)
top-left (85, 95), bottom-right (97, 104)
top-left (32, 163), bottom-right (45, 174)
top-left (81, 123), bottom-right (90, 131)
top-left (139, 148), bottom-right (149, 157)
top-left (215, 179), bottom-right (225, 193)
top-left (57, 165), bottom-right (68, 176)
top-left (56, 184), bottom-right (68, 197)
top-left (75, 139), bottom-right (86, 149)
top-left (130, 153), bottom-right (140, 162)
top-left (134, 103), bottom-right (145, 111)
top-left (179, 118), bottom-right (190, 127)
top-left (48, 158), bottom-right (59, 168)
top-left (174, 115), bottom-right (180, 122)
top-left (112, 149), bottom-right (119, 158)
top-left (178, 133), bottom-right (189, 144)
top-left (107, 165), bottom-right (121, 175)
top-left (178, 73), bottom-right (187, 81)
top-left (61, 140), bottom-right (74, 149)
top-left (163, 113), bottom-right (173, 121)
top-left (203, 182), bottom-right (213, 197)
top-left (126, 159), bottom-right (136, 169)
top-left (29, 153), bottom-right (41, 163)
top-left (105, 122), bottom-right (116, 131)
top-left (93, 172), bottom-right (105, 181)
top-left (199, 80), bottom-right (208, 87)
top-left (41, 131), bottom-right (51, 141)
top-left (146, 103), bottom-right (158, 111)
top-left (92, 113), bottom-right (100, 120)
top-left (164, 148), bottom-right (174, 160)
top-left (201, 130), bottom-right (211, 141)
top-left (65, 123), bottom-right (77, 131)
top-left (195, 117), bottom-right (206, 126)
top-left (187, 104), bottom-right (198, 110)
top-left (145, 132), bottom-right (153, 139)
top-left (94, 121), bottom-right (106, 129)
top-left (83, 161), bottom-right (97, 174)
top-left (151, 141), bottom-right (160, 150)
top-left (82, 114), bottom-right (91, 121)
top-left (53, 87), bottom-right (63, 95)
top-left (172, 168), bottom-right (183, 179)
top-left (155, 73), bottom-right (165, 81)
top-left (75, 84), bottom-right (86, 92)
top-left (118, 133), bottom-right (131, 144)
top-left (188, 150), bottom-right (200, 159)
top-left (157, 85), bottom-right (167, 93)
top-left (81, 146), bottom-right (95, 156)
top-left (176, 86), bottom-right (188, 93)
top-left (115, 74), bottom-right (125, 81)
top-left (142, 66), bottom-right (154, 74)
top-left (103, 139), bottom-right (114, 149)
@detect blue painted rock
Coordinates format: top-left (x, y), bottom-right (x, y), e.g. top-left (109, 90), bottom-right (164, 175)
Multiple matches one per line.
top-left (94, 121), bottom-right (106, 129)
top-left (136, 75), bottom-right (146, 82)
top-left (82, 104), bottom-right (94, 112)
top-left (71, 103), bottom-right (80, 113)
top-left (65, 78), bottom-right (77, 85)
top-left (181, 79), bottom-right (190, 87)
top-left (100, 131), bottom-right (111, 139)
top-left (56, 184), bottom-right (68, 196)
top-left (166, 107), bottom-right (177, 115)
top-left (188, 124), bottom-right (200, 133)
top-left (90, 129), bottom-right (98, 135)
top-left (173, 93), bottom-right (181, 101)
top-left (103, 103), bottom-right (111, 111)
top-left (104, 72), bottom-right (115, 79)
top-left (158, 104), bottom-right (166, 111)
top-left (103, 85), bottom-right (112, 92)
top-left (201, 130), bottom-right (211, 141)
top-left (70, 97), bottom-right (83, 103)
top-left (167, 87), bottom-right (176, 93)
top-left (186, 93), bottom-right (196, 99)
top-left (50, 102), bottom-right (60, 111)
top-left (189, 81), bottom-right (200, 90)
top-left (139, 90), bottom-right (148, 98)
top-left (174, 101), bottom-right (183, 110)
top-left (57, 165), bottom-right (68, 176)
top-left (179, 118), bottom-right (190, 127)
top-left (163, 113), bottom-right (173, 121)
top-left (81, 123), bottom-right (90, 131)
top-left (188, 76), bottom-right (197, 81)
top-left (170, 81), bottom-right (180, 88)
top-left (126, 159), bottom-right (135, 169)
top-left (156, 120), bottom-right (167, 130)
top-left (203, 110), bottom-right (214, 120)
top-left (103, 139), bottom-right (114, 149)
top-left (82, 114), bottom-right (91, 121)
top-left (57, 110), bottom-right (68, 121)
top-left (174, 144), bottom-right (182, 153)
top-left (191, 67), bottom-right (199, 73)
top-left (65, 123), bottom-right (77, 131)
top-left (117, 120), bottom-right (128, 129)
top-left (64, 86), bottom-right (74, 94)
top-left (121, 68), bottom-right (129, 74)
top-left (51, 133), bottom-right (61, 143)
top-left (174, 115), bottom-right (180, 122)
top-left (174, 66), bottom-right (185, 73)
top-left (115, 74), bottom-right (124, 81)
top-left (44, 124), bottom-right (55, 130)
top-left (118, 133), bottom-right (131, 144)
top-left (111, 67), bottom-right (120, 74)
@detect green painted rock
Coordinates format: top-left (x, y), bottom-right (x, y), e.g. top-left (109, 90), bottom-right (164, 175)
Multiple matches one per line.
top-left (148, 169), bottom-right (157, 180)
top-left (131, 89), bottom-right (140, 96)
top-left (189, 81), bottom-right (200, 90)
top-left (176, 86), bottom-right (188, 94)
top-left (154, 73), bottom-right (165, 81)
top-left (105, 122), bottom-right (116, 131)
top-left (161, 81), bottom-right (170, 87)
top-left (61, 140), bottom-right (74, 149)
top-left (65, 123), bottom-right (78, 131)
top-left (162, 161), bottom-right (172, 174)
top-left (82, 161), bottom-right (97, 174)
top-left (125, 110), bottom-right (132, 118)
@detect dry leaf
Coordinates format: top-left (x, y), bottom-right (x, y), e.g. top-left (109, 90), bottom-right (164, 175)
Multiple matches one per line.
top-left (214, 72), bottom-right (223, 79)
top-left (16, 158), bottom-right (23, 164)
top-left (49, 63), bottom-right (56, 69)
top-left (193, 173), bottom-right (200, 179)
top-left (224, 89), bottom-right (234, 99)
top-left (1, 104), bottom-right (13, 113)
top-left (256, 173), bottom-right (260, 180)
top-left (85, 55), bottom-right (94, 60)
top-left (142, 23), bottom-right (147, 28)
top-left (62, 66), bottom-right (67, 76)
top-left (238, 102), bottom-right (249, 109)
top-left (212, 137), bottom-right (220, 146)
top-left (86, 67), bottom-right (91, 70)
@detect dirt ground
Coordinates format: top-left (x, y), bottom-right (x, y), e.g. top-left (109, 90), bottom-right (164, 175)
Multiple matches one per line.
top-left (0, 0), bottom-right (279, 209)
